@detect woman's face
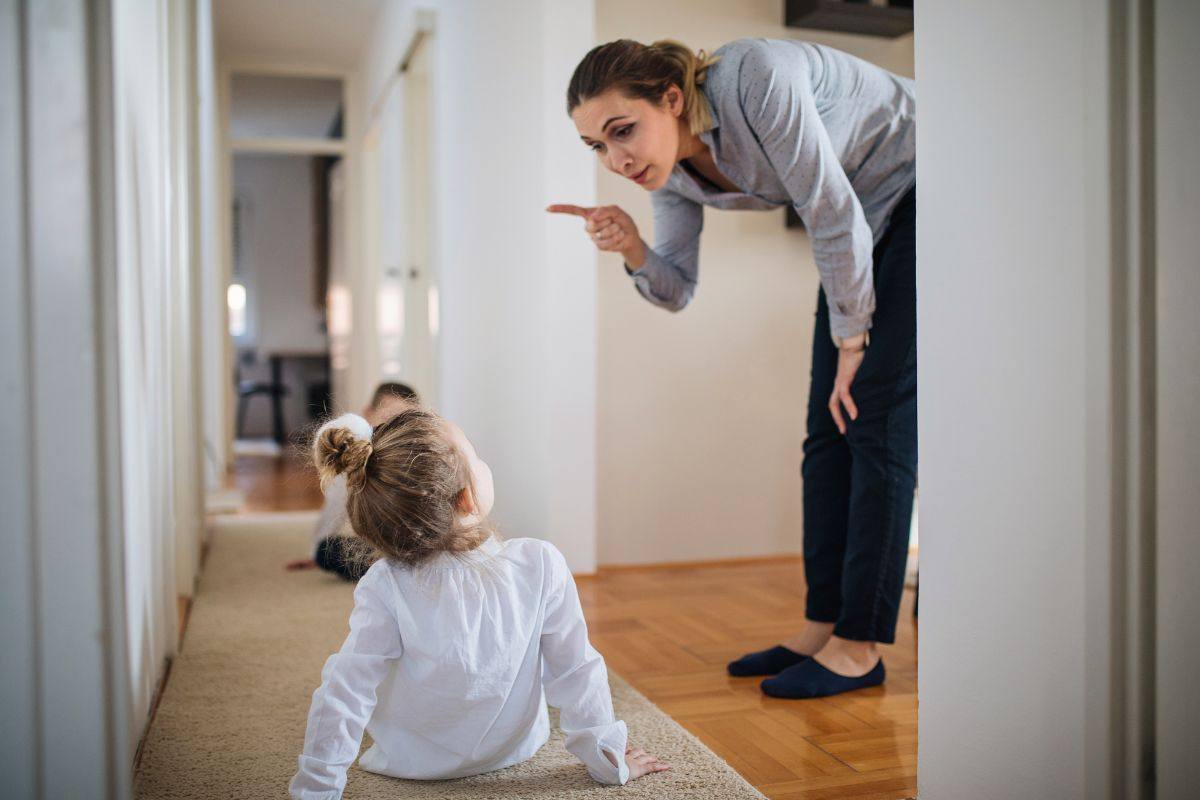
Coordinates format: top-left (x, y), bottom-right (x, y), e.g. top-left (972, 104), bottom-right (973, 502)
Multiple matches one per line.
top-left (571, 87), bottom-right (686, 192)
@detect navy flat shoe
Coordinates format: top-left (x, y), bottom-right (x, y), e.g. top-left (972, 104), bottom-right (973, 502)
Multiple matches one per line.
top-left (760, 657), bottom-right (886, 698)
top-left (726, 645), bottom-right (808, 677)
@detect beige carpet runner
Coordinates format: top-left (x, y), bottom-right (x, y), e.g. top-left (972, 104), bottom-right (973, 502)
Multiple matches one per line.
top-left (134, 515), bottom-right (765, 799)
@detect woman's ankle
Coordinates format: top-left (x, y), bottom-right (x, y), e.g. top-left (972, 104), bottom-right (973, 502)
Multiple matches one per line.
top-left (782, 621), bottom-right (835, 655)
top-left (819, 636), bottom-right (879, 666)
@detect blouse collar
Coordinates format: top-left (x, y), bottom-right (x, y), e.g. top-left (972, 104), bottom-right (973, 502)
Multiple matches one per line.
top-left (421, 535), bottom-right (503, 570)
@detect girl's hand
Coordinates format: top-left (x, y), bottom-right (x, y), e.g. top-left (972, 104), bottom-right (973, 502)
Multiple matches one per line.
top-left (829, 347), bottom-right (866, 435)
top-left (546, 203), bottom-right (647, 268)
top-left (623, 745), bottom-right (670, 780)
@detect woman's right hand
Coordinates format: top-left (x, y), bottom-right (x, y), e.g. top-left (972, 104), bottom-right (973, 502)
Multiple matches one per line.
top-left (546, 203), bottom-right (647, 269)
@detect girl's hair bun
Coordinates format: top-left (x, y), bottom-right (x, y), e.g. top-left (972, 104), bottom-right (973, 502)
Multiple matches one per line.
top-left (312, 413), bottom-right (374, 491)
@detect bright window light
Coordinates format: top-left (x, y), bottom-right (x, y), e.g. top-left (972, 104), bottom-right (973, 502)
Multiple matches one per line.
top-left (378, 284), bottom-right (405, 335)
top-left (427, 285), bottom-right (440, 338)
top-left (328, 285), bottom-right (353, 337)
top-left (227, 283), bottom-right (247, 337)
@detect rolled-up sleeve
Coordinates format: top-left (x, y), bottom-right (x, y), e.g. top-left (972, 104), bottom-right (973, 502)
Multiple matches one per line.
top-left (626, 188), bottom-right (704, 313)
top-left (539, 545), bottom-right (630, 785)
top-left (738, 41), bottom-right (875, 338)
top-left (289, 569), bottom-right (403, 799)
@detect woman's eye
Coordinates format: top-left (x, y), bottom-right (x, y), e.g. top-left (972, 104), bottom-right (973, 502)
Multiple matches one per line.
top-left (615, 124), bottom-right (634, 139)
top-left (590, 142), bottom-right (604, 153)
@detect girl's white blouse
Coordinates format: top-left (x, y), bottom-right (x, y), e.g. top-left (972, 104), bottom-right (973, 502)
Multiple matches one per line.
top-left (289, 536), bottom-right (629, 798)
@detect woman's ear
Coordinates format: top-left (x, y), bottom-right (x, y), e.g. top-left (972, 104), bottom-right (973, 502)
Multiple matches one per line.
top-left (664, 84), bottom-right (684, 117)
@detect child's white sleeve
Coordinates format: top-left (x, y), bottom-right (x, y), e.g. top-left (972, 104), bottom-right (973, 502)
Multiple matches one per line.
top-left (289, 569), bottom-right (402, 799)
top-left (539, 545), bottom-right (630, 786)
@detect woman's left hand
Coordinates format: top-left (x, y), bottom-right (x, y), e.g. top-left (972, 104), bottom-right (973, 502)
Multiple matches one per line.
top-left (828, 348), bottom-right (866, 435)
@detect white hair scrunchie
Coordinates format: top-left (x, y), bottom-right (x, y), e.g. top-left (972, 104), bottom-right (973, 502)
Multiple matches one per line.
top-left (314, 412), bottom-right (373, 444)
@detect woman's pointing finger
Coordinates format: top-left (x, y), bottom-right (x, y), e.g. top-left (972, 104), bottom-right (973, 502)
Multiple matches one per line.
top-left (545, 204), bottom-right (594, 218)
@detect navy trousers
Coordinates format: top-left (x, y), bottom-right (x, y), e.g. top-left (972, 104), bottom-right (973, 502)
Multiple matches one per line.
top-left (801, 186), bottom-right (917, 644)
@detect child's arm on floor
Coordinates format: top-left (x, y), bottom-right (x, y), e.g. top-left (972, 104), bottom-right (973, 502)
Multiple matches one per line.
top-left (539, 545), bottom-right (668, 785)
top-left (289, 568), bottom-right (401, 799)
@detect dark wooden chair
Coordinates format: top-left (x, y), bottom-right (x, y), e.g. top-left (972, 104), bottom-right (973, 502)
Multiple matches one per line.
top-left (235, 354), bottom-right (289, 445)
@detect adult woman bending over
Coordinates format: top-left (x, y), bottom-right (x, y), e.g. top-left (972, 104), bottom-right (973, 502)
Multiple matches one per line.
top-left (550, 38), bottom-right (916, 699)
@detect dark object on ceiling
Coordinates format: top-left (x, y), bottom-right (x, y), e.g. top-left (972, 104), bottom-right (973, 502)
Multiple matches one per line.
top-left (784, 0), bottom-right (914, 38)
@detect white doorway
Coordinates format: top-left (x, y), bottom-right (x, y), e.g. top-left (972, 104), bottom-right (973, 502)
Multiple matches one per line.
top-left (218, 67), bottom-right (348, 515)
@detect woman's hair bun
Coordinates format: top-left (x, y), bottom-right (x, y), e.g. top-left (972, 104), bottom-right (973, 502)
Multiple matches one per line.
top-left (312, 413), bottom-right (374, 491)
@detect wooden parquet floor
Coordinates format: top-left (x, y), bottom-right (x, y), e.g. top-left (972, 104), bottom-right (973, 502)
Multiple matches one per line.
top-left (226, 452), bottom-right (324, 513)
top-left (577, 558), bottom-right (917, 800)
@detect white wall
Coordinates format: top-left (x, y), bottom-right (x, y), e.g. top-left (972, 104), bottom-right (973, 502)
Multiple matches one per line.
top-left (112, 0), bottom-right (208, 760)
top-left (428, 0), bottom-right (599, 572)
top-left (198, 0), bottom-right (230, 487)
top-left (594, 0), bottom-right (913, 565)
top-left (229, 74), bottom-right (342, 139)
top-left (356, 2), bottom-right (441, 406)
top-left (913, 0), bottom-right (1199, 797)
top-left (0, 1), bottom-right (35, 792)
top-left (1154, 1), bottom-right (1200, 794)
top-left (916, 2), bottom-right (1089, 795)
top-left (0, 0), bottom-right (206, 792)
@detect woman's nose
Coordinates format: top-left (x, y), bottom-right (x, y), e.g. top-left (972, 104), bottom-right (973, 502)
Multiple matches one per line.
top-left (605, 148), bottom-right (632, 175)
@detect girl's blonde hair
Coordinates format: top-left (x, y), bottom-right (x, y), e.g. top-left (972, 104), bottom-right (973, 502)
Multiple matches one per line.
top-left (312, 407), bottom-right (491, 569)
top-left (566, 39), bottom-right (719, 135)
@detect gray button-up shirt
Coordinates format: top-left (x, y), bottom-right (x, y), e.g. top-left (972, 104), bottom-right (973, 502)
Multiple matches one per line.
top-left (628, 38), bottom-right (916, 338)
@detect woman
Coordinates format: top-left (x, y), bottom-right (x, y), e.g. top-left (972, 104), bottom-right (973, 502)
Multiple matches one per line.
top-left (549, 38), bottom-right (915, 699)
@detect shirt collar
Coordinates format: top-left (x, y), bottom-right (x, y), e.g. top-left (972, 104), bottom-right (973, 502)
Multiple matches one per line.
top-left (422, 534), bottom-right (503, 570)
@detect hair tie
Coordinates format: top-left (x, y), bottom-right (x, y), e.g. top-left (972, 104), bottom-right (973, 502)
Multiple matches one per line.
top-left (315, 412), bottom-right (373, 443)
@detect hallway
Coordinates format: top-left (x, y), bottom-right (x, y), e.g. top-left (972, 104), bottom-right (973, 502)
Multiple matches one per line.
top-left (7, 1), bottom-right (1198, 799)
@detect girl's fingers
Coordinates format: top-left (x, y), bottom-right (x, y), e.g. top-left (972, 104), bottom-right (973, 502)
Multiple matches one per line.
top-left (546, 204), bottom-right (593, 218)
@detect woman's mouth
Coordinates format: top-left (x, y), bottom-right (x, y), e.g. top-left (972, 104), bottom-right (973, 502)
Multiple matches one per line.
top-left (630, 166), bottom-right (650, 184)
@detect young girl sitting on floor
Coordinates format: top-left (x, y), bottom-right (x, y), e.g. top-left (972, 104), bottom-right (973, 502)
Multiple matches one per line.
top-left (289, 407), bottom-right (668, 798)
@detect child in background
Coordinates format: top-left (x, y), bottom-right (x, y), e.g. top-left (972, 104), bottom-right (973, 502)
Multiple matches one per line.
top-left (286, 382), bottom-right (418, 580)
top-left (289, 406), bottom-right (668, 797)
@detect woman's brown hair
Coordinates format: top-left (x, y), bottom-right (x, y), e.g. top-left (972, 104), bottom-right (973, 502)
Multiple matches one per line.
top-left (312, 408), bottom-right (491, 569)
top-left (566, 39), bottom-right (718, 135)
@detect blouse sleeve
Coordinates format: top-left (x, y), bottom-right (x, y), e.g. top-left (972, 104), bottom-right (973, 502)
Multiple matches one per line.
top-left (539, 544), bottom-right (630, 785)
top-left (289, 568), bottom-right (403, 799)
top-left (737, 40), bottom-right (876, 338)
top-left (626, 188), bottom-right (704, 313)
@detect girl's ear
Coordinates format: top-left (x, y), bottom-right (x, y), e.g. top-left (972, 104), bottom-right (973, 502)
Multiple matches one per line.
top-left (455, 487), bottom-right (476, 515)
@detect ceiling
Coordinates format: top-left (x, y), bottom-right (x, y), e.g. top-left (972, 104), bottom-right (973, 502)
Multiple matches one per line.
top-left (214, 0), bottom-right (386, 69)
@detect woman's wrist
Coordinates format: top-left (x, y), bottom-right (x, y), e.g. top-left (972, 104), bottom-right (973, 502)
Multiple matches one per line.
top-left (623, 238), bottom-right (648, 271)
top-left (832, 331), bottom-right (870, 353)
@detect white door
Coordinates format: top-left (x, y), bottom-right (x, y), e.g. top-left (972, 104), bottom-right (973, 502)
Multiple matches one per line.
top-left (401, 38), bottom-right (438, 407)
top-left (366, 36), bottom-right (438, 408)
